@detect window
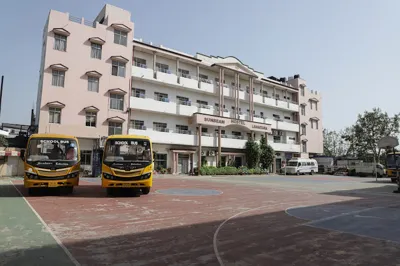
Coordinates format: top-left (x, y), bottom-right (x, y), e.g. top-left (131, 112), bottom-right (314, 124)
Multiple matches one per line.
top-left (301, 124), bottom-right (306, 135)
top-left (108, 122), bottom-right (123, 135)
top-left (315, 120), bottom-right (319, 129)
top-left (284, 116), bottom-right (291, 120)
top-left (176, 125), bottom-right (189, 134)
top-left (52, 70), bottom-right (65, 87)
top-left (199, 74), bottom-right (209, 82)
top-left (273, 136), bottom-right (281, 143)
top-left (301, 105), bottom-right (306, 116)
top-left (300, 87), bottom-right (305, 96)
top-left (85, 111), bottom-right (97, 127)
top-left (109, 93), bottom-right (124, 111)
top-left (114, 29), bottom-right (127, 46)
top-left (49, 107), bottom-right (61, 124)
top-left (91, 43), bottom-right (102, 59)
top-left (302, 141), bottom-right (307, 153)
top-left (311, 120), bottom-right (314, 129)
top-left (156, 63), bottom-right (169, 73)
top-left (81, 151), bottom-right (92, 165)
top-left (177, 96), bottom-right (190, 105)
top-left (273, 114), bottom-right (280, 120)
top-left (132, 88), bottom-right (145, 98)
top-left (315, 102), bottom-right (318, 111)
top-left (130, 120), bottom-right (145, 130)
top-left (178, 68), bottom-right (190, 78)
top-left (54, 33), bottom-right (67, 51)
top-left (88, 76), bottom-right (99, 92)
top-left (134, 58), bottom-right (146, 68)
top-left (111, 60), bottom-right (126, 77)
top-left (155, 92), bottom-right (169, 102)
top-left (154, 153), bottom-right (167, 169)
top-left (153, 122), bottom-right (168, 132)
top-left (262, 91), bottom-right (268, 97)
top-left (197, 100), bottom-right (209, 108)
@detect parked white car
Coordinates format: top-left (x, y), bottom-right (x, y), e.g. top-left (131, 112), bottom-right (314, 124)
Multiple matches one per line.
top-left (285, 158), bottom-right (318, 175)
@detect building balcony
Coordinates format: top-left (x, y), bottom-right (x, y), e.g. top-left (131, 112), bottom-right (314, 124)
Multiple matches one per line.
top-left (130, 96), bottom-right (176, 115)
top-left (277, 120), bottom-right (299, 132)
top-left (132, 64), bottom-right (154, 80)
top-left (129, 128), bottom-right (299, 152)
top-left (199, 79), bottom-right (215, 93)
top-left (270, 141), bottom-right (300, 153)
top-left (156, 70), bottom-right (178, 85)
top-left (179, 75), bottom-right (198, 90)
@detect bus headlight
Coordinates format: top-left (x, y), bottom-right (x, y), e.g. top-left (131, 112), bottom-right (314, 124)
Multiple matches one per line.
top-left (141, 172), bottom-right (151, 180)
top-left (26, 172), bottom-right (38, 179)
top-left (103, 172), bottom-right (113, 180)
top-left (67, 172), bottom-right (79, 179)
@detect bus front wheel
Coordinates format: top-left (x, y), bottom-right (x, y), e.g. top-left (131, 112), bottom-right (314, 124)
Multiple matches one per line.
top-left (28, 188), bottom-right (39, 196)
top-left (142, 187), bottom-right (151, 195)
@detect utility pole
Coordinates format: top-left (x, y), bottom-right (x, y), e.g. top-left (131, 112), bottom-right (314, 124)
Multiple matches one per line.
top-left (0, 76), bottom-right (4, 116)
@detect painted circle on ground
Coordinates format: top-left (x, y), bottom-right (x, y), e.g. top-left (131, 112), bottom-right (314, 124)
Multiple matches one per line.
top-left (156, 188), bottom-right (222, 196)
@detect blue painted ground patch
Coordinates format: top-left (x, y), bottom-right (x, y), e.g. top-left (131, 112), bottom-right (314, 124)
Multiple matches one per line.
top-left (287, 204), bottom-right (400, 243)
top-left (156, 188), bottom-right (222, 196)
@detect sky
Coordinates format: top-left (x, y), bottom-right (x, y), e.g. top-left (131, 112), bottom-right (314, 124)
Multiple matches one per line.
top-left (0, 0), bottom-right (399, 131)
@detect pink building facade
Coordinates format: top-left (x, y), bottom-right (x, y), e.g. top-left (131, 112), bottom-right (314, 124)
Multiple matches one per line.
top-left (36, 5), bottom-right (133, 165)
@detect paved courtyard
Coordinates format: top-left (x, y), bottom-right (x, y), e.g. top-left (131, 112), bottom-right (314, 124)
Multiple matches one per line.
top-left (1, 174), bottom-right (400, 265)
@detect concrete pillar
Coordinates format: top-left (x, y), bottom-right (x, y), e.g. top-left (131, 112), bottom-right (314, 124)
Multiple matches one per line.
top-left (237, 73), bottom-right (240, 119)
top-left (153, 53), bottom-right (157, 78)
top-left (219, 68), bottom-right (222, 116)
top-left (218, 126), bottom-right (222, 167)
top-left (173, 152), bottom-right (177, 174)
top-left (197, 65), bottom-right (200, 88)
top-left (176, 59), bottom-right (180, 83)
top-left (272, 156), bottom-right (276, 174)
top-left (233, 73), bottom-right (237, 118)
top-left (219, 69), bottom-right (225, 116)
top-left (265, 132), bottom-right (268, 144)
top-left (198, 125), bottom-right (202, 175)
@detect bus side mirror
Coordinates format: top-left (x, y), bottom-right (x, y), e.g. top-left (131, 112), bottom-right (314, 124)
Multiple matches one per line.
top-left (20, 150), bottom-right (25, 161)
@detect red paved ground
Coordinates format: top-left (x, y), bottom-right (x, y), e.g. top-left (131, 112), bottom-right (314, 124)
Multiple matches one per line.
top-left (13, 178), bottom-right (400, 266)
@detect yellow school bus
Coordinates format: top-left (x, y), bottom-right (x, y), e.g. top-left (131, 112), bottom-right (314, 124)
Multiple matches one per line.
top-left (102, 135), bottom-right (153, 196)
top-left (21, 133), bottom-right (80, 195)
top-left (387, 151), bottom-right (400, 183)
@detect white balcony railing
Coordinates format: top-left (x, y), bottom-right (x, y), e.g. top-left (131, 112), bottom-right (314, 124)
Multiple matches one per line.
top-left (132, 65), bottom-right (154, 80)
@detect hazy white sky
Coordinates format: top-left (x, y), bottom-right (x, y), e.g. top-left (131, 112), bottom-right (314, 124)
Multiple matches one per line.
top-left (1, 0), bottom-right (399, 130)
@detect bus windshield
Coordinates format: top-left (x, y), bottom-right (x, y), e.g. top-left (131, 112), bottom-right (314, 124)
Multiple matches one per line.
top-left (26, 138), bottom-right (78, 162)
top-left (387, 154), bottom-right (400, 168)
top-left (104, 139), bottom-right (151, 162)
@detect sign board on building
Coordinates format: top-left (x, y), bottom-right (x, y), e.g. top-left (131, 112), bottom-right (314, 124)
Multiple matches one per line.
top-left (192, 113), bottom-right (272, 134)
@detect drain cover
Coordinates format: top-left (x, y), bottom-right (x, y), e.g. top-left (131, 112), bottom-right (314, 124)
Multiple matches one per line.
top-left (156, 188), bottom-right (222, 196)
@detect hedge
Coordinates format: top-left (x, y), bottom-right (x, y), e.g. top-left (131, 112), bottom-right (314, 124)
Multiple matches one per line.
top-left (199, 166), bottom-right (268, 175)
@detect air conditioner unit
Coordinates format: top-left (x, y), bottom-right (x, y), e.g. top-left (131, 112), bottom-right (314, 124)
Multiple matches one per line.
top-left (208, 150), bottom-right (215, 156)
top-left (201, 151), bottom-right (206, 156)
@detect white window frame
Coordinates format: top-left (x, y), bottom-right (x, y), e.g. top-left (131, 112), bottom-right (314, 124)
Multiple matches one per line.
top-left (54, 33), bottom-right (67, 51)
top-left (85, 111), bottom-right (97, 127)
top-left (109, 93), bottom-right (124, 111)
top-left (111, 60), bottom-right (126, 77)
top-left (302, 141), bottom-right (307, 153)
top-left (108, 122), bottom-right (123, 135)
top-left (52, 70), bottom-right (65, 87)
top-left (301, 124), bottom-right (306, 135)
top-left (49, 107), bottom-right (61, 124)
top-left (90, 43), bottom-right (102, 59)
top-left (88, 76), bottom-right (99, 92)
top-left (114, 29), bottom-right (127, 46)
top-left (301, 105), bottom-right (305, 116)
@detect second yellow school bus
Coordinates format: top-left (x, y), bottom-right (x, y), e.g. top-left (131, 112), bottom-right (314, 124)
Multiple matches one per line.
top-left (101, 135), bottom-right (153, 196)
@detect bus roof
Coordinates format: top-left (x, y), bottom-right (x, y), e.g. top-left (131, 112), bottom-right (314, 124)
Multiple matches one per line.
top-left (29, 133), bottom-right (78, 140)
top-left (106, 134), bottom-right (151, 140)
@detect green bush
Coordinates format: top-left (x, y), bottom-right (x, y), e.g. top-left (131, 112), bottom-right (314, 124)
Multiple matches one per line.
top-left (199, 166), bottom-right (268, 176)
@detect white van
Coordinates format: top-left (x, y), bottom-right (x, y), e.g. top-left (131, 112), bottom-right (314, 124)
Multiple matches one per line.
top-left (285, 158), bottom-right (318, 175)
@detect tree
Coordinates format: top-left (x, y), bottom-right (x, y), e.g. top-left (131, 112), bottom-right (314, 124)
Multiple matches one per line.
top-left (245, 137), bottom-right (260, 169)
top-left (345, 108), bottom-right (400, 160)
top-left (323, 128), bottom-right (353, 157)
top-left (259, 135), bottom-right (274, 169)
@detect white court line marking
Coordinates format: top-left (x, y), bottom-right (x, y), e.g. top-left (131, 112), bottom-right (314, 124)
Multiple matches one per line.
top-left (213, 200), bottom-right (312, 266)
top-left (10, 181), bottom-right (80, 266)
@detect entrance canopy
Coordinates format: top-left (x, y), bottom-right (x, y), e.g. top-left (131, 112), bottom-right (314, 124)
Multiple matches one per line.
top-left (190, 113), bottom-right (272, 134)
